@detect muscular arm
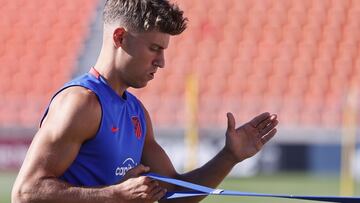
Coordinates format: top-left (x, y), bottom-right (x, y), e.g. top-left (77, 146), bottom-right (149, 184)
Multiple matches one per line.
top-left (11, 87), bottom-right (111, 203)
top-left (12, 87), bottom-right (167, 203)
top-left (141, 105), bottom-right (278, 203)
top-left (12, 86), bottom-right (166, 203)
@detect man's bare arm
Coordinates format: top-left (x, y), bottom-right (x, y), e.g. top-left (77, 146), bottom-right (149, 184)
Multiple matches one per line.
top-left (141, 105), bottom-right (278, 202)
top-left (12, 87), bottom-right (165, 203)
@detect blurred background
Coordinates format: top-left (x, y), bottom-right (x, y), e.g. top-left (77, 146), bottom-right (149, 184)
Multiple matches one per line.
top-left (0, 0), bottom-right (360, 202)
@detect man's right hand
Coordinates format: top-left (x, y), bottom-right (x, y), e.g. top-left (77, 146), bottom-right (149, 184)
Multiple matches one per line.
top-left (111, 164), bottom-right (167, 202)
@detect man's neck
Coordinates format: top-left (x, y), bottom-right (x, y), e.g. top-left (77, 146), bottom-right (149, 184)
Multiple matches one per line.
top-left (94, 60), bottom-right (128, 98)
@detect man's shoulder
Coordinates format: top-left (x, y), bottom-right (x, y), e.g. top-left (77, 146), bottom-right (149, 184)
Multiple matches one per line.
top-left (41, 85), bottom-right (101, 141)
top-left (59, 86), bottom-right (98, 101)
top-left (65, 73), bottom-right (99, 87)
top-left (51, 86), bottom-right (101, 117)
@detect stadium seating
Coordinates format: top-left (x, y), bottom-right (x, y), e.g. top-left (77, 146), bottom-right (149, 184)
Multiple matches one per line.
top-left (134, 0), bottom-right (360, 129)
top-left (1, 0), bottom-right (359, 131)
top-left (0, 0), bottom-right (98, 128)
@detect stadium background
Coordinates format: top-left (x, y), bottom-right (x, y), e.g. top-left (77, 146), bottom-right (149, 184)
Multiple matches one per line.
top-left (0, 0), bottom-right (360, 202)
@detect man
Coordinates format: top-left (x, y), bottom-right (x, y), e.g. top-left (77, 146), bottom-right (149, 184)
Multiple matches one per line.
top-left (12, 0), bottom-right (278, 202)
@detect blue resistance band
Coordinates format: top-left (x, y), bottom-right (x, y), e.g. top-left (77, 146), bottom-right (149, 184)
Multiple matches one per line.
top-left (146, 173), bottom-right (360, 203)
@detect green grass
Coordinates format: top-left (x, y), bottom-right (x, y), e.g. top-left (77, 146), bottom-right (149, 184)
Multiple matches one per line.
top-left (203, 173), bottom-right (360, 203)
top-left (2, 172), bottom-right (359, 203)
top-left (1, 172), bottom-right (16, 203)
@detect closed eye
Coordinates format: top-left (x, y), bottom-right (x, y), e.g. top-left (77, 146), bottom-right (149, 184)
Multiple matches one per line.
top-left (150, 44), bottom-right (164, 53)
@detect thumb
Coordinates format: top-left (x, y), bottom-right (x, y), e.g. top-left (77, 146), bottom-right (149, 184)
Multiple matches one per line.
top-left (227, 112), bottom-right (236, 132)
top-left (127, 164), bottom-right (150, 176)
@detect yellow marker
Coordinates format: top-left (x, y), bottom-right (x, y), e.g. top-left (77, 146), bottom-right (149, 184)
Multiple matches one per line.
top-left (185, 72), bottom-right (199, 171)
top-left (340, 83), bottom-right (357, 196)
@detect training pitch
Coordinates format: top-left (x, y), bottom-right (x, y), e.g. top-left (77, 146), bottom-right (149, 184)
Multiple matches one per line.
top-left (1, 172), bottom-right (359, 203)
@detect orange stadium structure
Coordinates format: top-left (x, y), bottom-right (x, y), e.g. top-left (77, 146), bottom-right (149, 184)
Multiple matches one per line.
top-left (0, 0), bottom-right (98, 128)
top-left (135, 0), bottom-right (360, 129)
top-left (0, 0), bottom-right (359, 131)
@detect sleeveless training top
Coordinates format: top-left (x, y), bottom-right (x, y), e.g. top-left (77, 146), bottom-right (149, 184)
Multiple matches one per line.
top-left (40, 68), bottom-right (147, 186)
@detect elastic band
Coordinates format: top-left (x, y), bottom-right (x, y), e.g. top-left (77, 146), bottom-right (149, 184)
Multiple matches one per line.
top-left (145, 173), bottom-right (360, 202)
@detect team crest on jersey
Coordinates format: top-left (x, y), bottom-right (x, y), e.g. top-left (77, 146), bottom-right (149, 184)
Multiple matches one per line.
top-left (131, 116), bottom-right (142, 139)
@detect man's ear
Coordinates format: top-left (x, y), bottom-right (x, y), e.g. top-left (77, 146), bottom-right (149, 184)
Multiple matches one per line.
top-left (113, 27), bottom-right (126, 48)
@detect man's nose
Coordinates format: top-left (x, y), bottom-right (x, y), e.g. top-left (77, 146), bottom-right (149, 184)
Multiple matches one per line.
top-left (153, 53), bottom-right (165, 68)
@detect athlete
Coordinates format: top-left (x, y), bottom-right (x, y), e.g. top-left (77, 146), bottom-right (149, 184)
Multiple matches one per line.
top-left (12, 0), bottom-right (279, 202)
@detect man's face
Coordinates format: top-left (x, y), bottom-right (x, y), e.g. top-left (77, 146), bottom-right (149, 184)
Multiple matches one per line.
top-left (116, 30), bottom-right (170, 88)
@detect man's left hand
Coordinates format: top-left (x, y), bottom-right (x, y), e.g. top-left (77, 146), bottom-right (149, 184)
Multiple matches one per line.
top-left (224, 112), bottom-right (278, 163)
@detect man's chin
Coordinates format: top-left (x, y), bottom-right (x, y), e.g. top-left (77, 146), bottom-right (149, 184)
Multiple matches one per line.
top-left (131, 82), bottom-right (148, 89)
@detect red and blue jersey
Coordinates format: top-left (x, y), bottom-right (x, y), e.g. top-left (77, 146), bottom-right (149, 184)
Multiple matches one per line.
top-left (40, 68), bottom-right (146, 186)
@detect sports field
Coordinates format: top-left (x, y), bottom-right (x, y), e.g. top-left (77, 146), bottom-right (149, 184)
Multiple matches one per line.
top-left (2, 172), bottom-right (359, 203)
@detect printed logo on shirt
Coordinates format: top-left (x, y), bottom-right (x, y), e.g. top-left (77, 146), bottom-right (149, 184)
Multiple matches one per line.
top-left (131, 116), bottom-right (142, 139)
top-left (115, 158), bottom-right (137, 176)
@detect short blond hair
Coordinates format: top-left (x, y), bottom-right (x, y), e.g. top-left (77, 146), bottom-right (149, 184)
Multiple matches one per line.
top-left (103, 0), bottom-right (187, 35)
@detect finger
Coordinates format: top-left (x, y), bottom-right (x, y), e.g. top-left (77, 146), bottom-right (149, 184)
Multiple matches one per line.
top-left (258, 118), bottom-right (279, 137)
top-left (261, 128), bottom-right (277, 144)
top-left (146, 184), bottom-right (166, 200)
top-left (137, 180), bottom-right (160, 198)
top-left (139, 176), bottom-right (153, 185)
top-left (149, 187), bottom-right (167, 201)
top-left (227, 112), bottom-right (236, 132)
top-left (128, 164), bottom-right (150, 177)
top-left (255, 117), bottom-right (272, 132)
top-left (250, 112), bottom-right (271, 128)
top-left (137, 180), bottom-right (158, 196)
top-left (257, 114), bottom-right (277, 131)
top-left (145, 180), bottom-right (160, 192)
